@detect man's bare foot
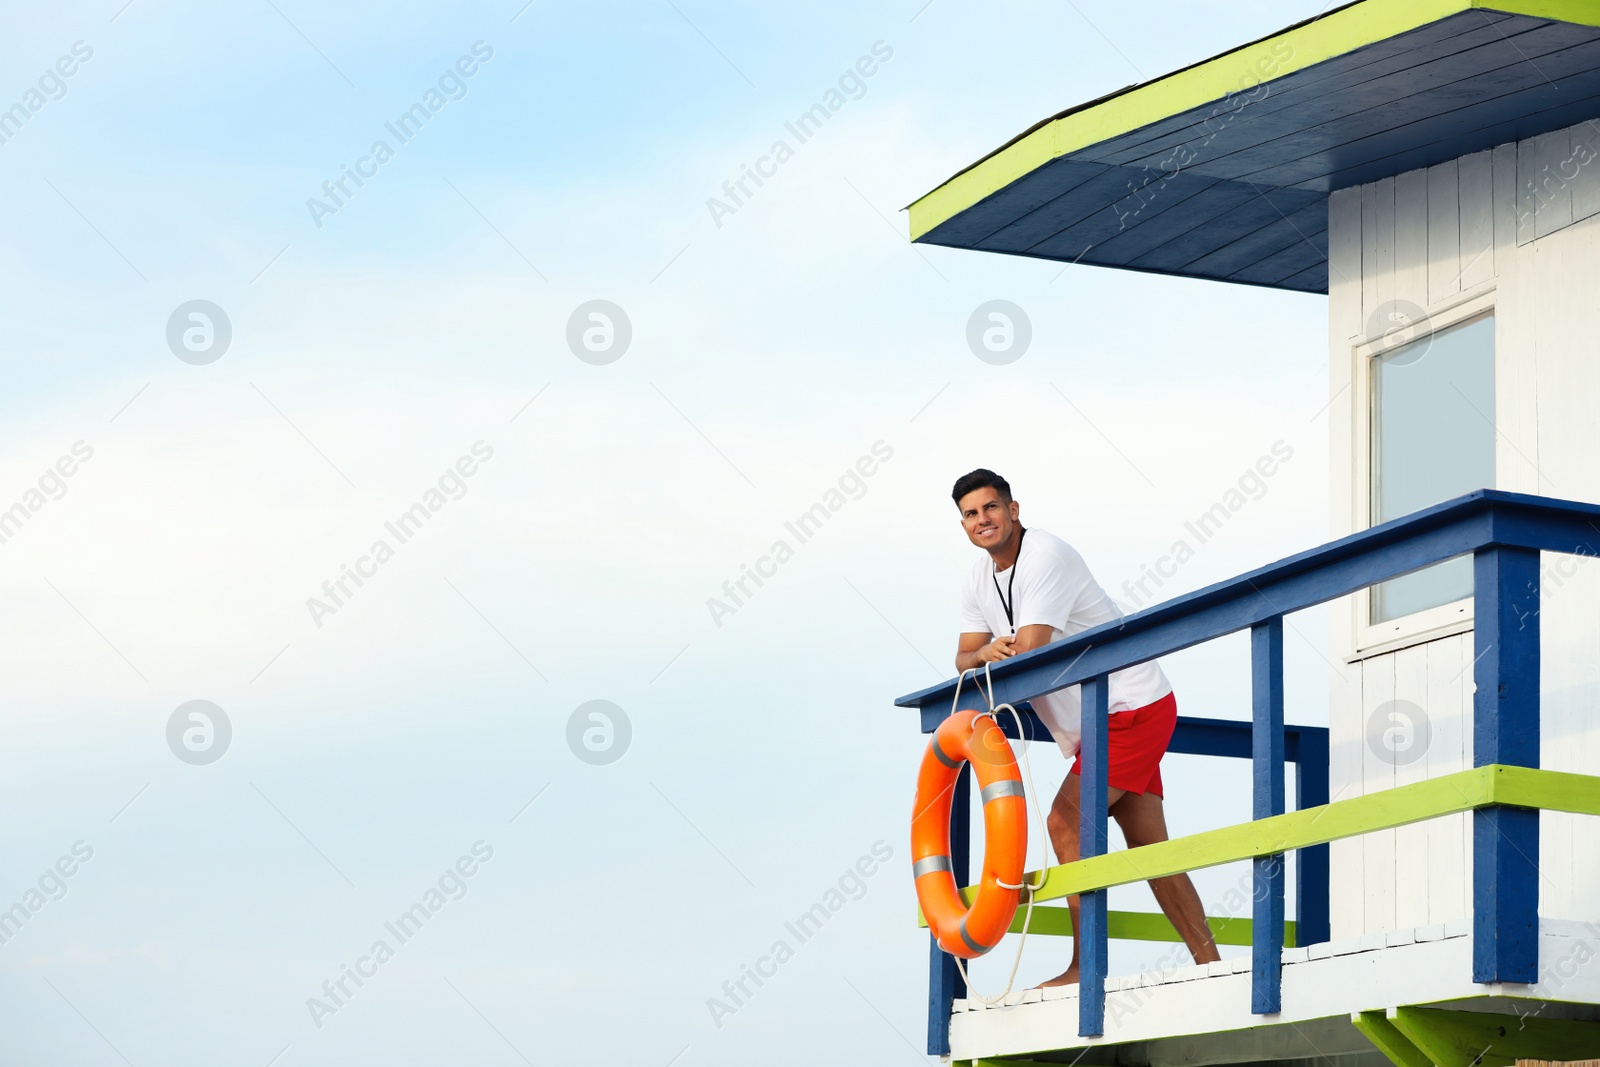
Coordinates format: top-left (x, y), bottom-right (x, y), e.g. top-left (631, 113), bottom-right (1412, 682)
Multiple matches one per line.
top-left (1033, 965), bottom-right (1079, 989)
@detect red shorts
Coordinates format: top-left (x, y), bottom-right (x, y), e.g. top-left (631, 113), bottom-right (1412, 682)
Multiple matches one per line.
top-left (1068, 691), bottom-right (1177, 798)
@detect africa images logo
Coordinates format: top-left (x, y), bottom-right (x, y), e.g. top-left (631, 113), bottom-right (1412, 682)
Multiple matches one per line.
top-left (167, 700), bottom-right (232, 766)
top-left (1366, 699), bottom-right (1431, 766)
top-left (566, 700), bottom-right (631, 766)
top-left (305, 42), bottom-right (495, 228)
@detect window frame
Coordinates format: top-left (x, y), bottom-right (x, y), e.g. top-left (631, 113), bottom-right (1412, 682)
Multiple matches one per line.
top-left (1350, 288), bottom-right (1498, 659)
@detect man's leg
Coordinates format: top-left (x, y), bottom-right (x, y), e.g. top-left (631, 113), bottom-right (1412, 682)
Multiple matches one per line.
top-left (1111, 790), bottom-right (1220, 966)
top-left (1038, 772), bottom-right (1126, 987)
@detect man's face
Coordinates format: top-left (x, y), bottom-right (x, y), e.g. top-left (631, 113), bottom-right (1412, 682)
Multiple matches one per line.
top-left (957, 487), bottom-right (1019, 551)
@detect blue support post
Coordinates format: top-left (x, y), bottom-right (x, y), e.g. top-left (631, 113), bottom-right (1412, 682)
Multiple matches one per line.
top-left (1251, 618), bottom-right (1286, 1014)
top-left (1294, 726), bottom-right (1331, 946)
top-left (925, 764), bottom-right (969, 1055)
top-left (1079, 674), bottom-right (1109, 1038)
top-left (1472, 546), bottom-right (1541, 984)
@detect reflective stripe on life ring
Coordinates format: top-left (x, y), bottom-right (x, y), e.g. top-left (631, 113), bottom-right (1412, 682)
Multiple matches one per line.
top-left (910, 709), bottom-right (1027, 959)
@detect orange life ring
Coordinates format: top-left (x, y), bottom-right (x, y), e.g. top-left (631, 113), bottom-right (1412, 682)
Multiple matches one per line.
top-left (912, 709), bottom-right (1027, 958)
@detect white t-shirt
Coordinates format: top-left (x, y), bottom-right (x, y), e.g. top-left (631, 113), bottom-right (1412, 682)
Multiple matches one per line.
top-left (960, 527), bottom-right (1171, 758)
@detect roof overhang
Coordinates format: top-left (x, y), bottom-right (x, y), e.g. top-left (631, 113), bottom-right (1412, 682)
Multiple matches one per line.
top-left (909, 0), bottom-right (1600, 293)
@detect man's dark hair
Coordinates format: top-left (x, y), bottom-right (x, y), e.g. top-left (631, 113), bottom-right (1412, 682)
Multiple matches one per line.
top-left (952, 469), bottom-right (1012, 506)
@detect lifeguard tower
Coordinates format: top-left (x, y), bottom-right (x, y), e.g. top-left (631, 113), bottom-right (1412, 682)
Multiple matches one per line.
top-left (900, 3), bottom-right (1600, 1064)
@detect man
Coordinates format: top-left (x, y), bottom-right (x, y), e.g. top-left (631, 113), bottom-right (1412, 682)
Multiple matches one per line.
top-left (951, 469), bottom-right (1219, 986)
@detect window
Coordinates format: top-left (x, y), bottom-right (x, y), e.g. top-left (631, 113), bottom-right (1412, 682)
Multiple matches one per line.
top-left (1370, 313), bottom-right (1496, 623)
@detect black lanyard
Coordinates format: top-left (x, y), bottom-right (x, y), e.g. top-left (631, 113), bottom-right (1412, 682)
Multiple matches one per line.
top-left (991, 527), bottom-right (1025, 634)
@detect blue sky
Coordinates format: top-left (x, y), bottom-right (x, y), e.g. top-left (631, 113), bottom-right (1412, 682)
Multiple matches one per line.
top-left (0, 2), bottom-right (1335, 1064)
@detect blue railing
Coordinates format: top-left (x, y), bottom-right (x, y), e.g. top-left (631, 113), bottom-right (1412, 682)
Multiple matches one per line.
top-left (898, 489), bottom-right (1600, 1054)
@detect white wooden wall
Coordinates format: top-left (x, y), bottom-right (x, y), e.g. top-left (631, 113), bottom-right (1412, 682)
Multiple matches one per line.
top-left (1326, 118), bottom-right (1600, 939)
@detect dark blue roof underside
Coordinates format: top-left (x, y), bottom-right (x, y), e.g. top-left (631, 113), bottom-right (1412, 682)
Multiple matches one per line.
top-left (917, 11), bottom-right (1600, 294)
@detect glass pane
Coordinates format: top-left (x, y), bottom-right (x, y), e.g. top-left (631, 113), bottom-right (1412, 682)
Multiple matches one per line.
top-left (1371, 314), bottom-right (1495, 624)
top-left (1373, 554), bottom-right (1473, 622)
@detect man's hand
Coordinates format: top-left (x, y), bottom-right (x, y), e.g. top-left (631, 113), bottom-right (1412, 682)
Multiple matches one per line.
top-left (977, 635), bottom-right (1017, 663)
top-left (955, 626), bottom-right (1056, 673)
